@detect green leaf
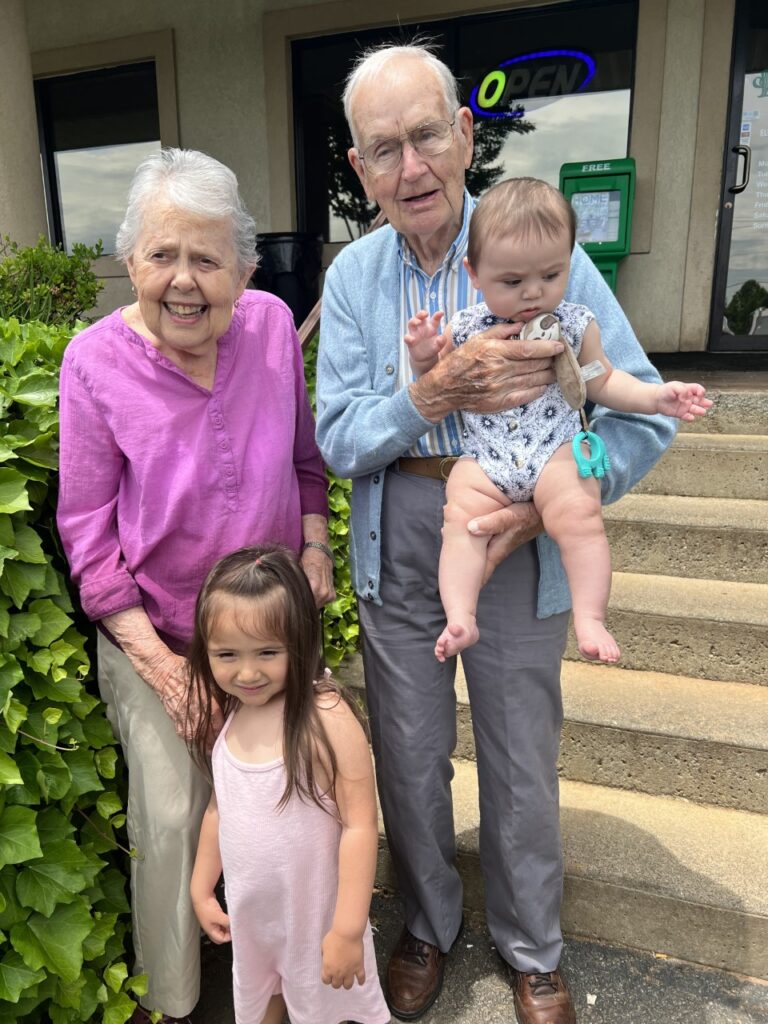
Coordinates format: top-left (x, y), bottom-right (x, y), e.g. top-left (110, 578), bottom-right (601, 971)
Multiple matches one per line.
top-left (0, 515), bottom-right (14, 546)
top-left (0, 807), bottom-right (41, 868)
top-left (16, 839), bottom-right (90, 916)
top-left (103, 961), bottom-right (128, 994)
top-left (126, 972), bottom-right (148, 997)
top-left (0, 562), bottom-right (46, 609)
top-left (0, 469), bottom-right (30, 515)
top-left (102, 989), bottom-right (137, 1024)
top-left (3, 696), bottom-right (27, 733)
top-left (7, 371), bottom-right (59, 408)
top-left (96, 792), bottom-right (123, 820)
top-left (11, 525), bottom-right (46, 564)
top-left (28, 599), bottom-right (72, 646)
top-left (94, 747), bottom-right (117, 779)
top-left (43, 707), bottom-right (63, 727)
top-left (35, 807), bottom-right (75, 845)
top-left (62, 747), bottom-right (103, 798)
top-left (10, 898), bottom-right (93, 982)
top-left (81, 911), bottom-right (117, 961)
top-left (7, 612), bottom-right (42, 646)
top-left (0, 949), bottom-right (46, 1002)
top-left (0, 750), bottom-right (22, 786)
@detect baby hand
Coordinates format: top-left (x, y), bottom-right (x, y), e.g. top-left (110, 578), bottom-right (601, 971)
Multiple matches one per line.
top-left (405, 310), bottom-right (448, 372)
top-left (192, 893), bottom-right (231, 944)
top-left (656, 381), bottom-right (713, 421)
top-left (320, 929), bottom-right (366, 989)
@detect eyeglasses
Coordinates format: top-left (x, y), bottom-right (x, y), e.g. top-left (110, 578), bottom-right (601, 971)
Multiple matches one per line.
top-left (359, 119), bottom-right (457, 176)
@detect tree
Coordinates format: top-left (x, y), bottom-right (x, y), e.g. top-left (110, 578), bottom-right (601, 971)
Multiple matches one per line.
top-left (725, 279), bottom-right (768, 336)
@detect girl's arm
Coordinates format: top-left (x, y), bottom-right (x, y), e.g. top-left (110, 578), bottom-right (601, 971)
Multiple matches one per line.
top-left (579, 320), bottom-right (711, 419)
top-left (318, 699), bottom-right (379, 989)
top-left (190, 793), bottom-right (231, 944)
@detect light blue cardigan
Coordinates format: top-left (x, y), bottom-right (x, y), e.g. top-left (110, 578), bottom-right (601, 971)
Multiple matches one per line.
top-left (316, 214), bottom-right (675, 616)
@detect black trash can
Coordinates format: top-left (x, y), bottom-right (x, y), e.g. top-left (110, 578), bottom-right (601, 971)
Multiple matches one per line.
top-left (252, 232), bottom-right (323, 328)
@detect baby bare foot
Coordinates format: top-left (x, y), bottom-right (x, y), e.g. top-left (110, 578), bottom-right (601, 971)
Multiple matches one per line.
top-left (435, 618), bottom-right (480, 662)
top-left (575, 619), bottom-right (620, 664)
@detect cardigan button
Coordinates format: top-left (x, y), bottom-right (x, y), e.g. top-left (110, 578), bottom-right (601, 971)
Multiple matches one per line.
top-left (385, 364), bottom-right (394, 375)
top-left (373, 475), bottom-right (380, 484)
top-left (370, 531), bottom-right (377, 540)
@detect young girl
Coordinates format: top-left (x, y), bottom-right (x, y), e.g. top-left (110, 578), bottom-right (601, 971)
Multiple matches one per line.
top-left (405, 177), bottom-right (712, 665)
top-left (187, 545), bottom-right (390, 1024)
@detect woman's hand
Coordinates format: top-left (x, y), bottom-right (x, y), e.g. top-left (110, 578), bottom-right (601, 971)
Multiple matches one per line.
top-left (301, 515), bottom-right (336, 608)
top-left (410, 321), bottom-right (563, 423)
top-left (301, 545), bottom-right (336, 608)
top-left (320, 929), bottom-right (366, 989)
top-left (468, 501), bottom-right (544, 584)
top-left (102, 608), bottom-right (223, 744)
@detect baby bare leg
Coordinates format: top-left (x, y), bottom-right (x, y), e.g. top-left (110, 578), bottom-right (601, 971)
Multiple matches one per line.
top-left (533, 445), bottom-right (620, 663)
top-left (436, 458), bottom-right (511, 662)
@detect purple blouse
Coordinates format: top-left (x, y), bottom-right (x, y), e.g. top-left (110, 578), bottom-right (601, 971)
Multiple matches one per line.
top-left (57, 289), bottom-right (328, 647)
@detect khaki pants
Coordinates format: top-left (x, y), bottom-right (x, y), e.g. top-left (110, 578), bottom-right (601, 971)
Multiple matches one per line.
top-left (97, 634), bottom-right (211, 1018)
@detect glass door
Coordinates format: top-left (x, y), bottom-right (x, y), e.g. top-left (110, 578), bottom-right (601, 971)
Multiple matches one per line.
top-left (711, 0), bottom-right (768, 350)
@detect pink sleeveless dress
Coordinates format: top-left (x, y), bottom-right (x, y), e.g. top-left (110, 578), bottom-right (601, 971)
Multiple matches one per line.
top-left (212, 713), bottom-right (390, 1024)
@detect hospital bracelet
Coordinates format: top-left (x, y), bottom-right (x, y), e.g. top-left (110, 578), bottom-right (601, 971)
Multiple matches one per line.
top-left (301, 540), bottom-right (334, 562)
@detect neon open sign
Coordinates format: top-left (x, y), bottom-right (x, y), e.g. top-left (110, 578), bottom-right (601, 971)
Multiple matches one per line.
top-left (470, 49), bottom-right (596, 119)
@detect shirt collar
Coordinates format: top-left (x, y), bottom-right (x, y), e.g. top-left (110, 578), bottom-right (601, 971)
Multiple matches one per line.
top-left (397, 189), bottom-right (475, 274)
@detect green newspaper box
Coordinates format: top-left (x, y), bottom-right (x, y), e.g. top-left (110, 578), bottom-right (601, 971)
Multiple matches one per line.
top-left (559, 158), bottom-right (636, 292)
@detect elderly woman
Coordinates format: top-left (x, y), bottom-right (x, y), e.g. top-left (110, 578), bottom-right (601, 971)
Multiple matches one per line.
top-left (57, 148), bottom-right (333, 1024)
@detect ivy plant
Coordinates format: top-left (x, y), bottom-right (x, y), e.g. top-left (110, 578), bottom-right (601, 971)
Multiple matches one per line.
top-left (0, 317), bottom-right (139, 1023)
top-left (302, 335), bottom-right (359, 669)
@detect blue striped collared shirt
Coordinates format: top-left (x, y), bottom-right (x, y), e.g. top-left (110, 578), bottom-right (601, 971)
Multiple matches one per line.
top-left (397, 190), bottom-right (479, 457)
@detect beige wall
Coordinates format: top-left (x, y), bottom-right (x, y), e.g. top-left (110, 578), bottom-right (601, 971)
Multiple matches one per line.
top-left (19, 0), bottom-right (737, 349)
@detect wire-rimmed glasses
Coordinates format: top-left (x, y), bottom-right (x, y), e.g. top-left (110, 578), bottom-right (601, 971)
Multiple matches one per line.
top-left (359, 118), bottom-right (457, 175)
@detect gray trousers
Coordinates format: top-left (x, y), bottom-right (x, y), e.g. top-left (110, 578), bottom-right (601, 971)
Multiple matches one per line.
top-left (97, 634), bottom-right (211, 1017)
top-left (358, 466), bottom-right (569, 973)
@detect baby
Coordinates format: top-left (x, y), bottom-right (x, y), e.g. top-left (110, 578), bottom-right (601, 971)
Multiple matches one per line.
top-left (405, 177), bottom-right (711, 664)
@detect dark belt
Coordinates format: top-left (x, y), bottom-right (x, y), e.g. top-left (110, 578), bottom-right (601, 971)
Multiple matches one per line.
top-left (396, 456), bottom-right (460, 481)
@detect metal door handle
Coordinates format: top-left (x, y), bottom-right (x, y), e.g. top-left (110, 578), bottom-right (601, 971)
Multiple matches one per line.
top-left (729, 145), bottom-right (751, 194)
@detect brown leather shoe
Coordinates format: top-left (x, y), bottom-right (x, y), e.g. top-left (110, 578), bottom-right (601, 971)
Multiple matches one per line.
top-left (510, 968), bottom-right (577, 1024)
top-left (386, 926), bottom-right (454, 1020)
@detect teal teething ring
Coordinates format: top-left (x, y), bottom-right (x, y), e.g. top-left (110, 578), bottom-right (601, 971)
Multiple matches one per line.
top-left (572, 430), bottom-right (611, 479)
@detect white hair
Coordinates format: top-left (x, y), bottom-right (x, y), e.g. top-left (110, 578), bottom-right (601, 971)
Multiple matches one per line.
top-left (342, 43), bottom-right (460, 148)
top-left (115, 148), bottom-right (258, 273)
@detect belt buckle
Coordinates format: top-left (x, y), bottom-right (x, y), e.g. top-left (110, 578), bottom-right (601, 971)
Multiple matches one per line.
top-left (439, 457), bottom-right (457, 481)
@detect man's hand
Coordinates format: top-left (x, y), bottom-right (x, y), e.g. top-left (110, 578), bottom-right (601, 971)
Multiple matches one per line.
top-left (410, 321), bottom-right (563, 423)
top-left (468, 501), bottom-right (544, 584)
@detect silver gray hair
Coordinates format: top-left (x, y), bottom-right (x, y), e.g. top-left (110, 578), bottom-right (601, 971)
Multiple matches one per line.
top-left (342, 43), bottom-right (461, 148)
top-left (115, 148), bottom-right (258, 274)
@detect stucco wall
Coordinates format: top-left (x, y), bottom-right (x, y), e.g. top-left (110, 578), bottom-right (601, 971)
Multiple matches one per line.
top-left (21, 0), bottom-right (737, 349)
top-left (25, 0), bottom-right (270, 232)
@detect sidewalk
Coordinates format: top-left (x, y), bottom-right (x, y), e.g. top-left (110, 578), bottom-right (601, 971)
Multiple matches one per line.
top-left (192, 889), bottom-right (768, 1023)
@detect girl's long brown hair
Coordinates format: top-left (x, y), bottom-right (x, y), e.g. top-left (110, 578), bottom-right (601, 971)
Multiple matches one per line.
top-left (186, 544), bottom-right (355, 810)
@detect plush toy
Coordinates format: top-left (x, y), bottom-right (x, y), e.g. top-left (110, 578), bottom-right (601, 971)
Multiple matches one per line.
top-left (520, 313), bottom-right (611, 479)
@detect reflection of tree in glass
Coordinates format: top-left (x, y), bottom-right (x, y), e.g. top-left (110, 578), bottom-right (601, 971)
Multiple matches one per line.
top-left (725, 279), bottom-right (768, 335)
top-left (328, 104), bottom-right (536, 240)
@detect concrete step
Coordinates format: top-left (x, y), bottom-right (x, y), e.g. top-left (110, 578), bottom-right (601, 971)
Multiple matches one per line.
top-left (677, 389), bottom-right (768, 436)
top-left (340, 655), bottom-right (768, 812)
top-left (566, 572), bottom-right (768, 684)
top-left (633, 432), bottom-right (768, 500)
top-left (375, 765), bottom-right (768, 979)
top-left (557, 663), bottom-right (768, 814)
top-left (605, 492), bottom-right (768, 583)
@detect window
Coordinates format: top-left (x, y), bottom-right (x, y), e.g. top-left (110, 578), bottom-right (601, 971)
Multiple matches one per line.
top-left (292, 0), bottom-right (638, 243)
top-left (35, 62), bottom-right (161, 254)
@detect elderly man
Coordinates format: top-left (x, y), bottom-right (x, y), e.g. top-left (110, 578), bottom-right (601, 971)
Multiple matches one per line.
top-left (316, 44), bottom-right (673, 1024)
